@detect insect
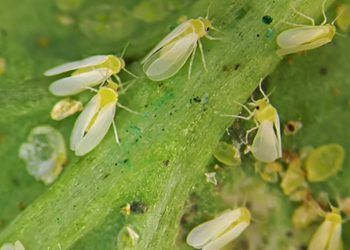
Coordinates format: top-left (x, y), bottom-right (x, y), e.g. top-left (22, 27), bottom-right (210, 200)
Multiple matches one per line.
top-left (70, 81), bottom-right (136, 156)
top-left (141, 9), bottom-right (220, 81)
top-left (222, 80), bottom-right (282, 163)
top-left (45, 47), bottom-right (136, 96)
top-left (1, 240), bottom-right (25, 250)
top-left (308, 205), bottom-right (343, 250)
top-left (186, 207), bottom-right (251, 250)
top-left (276, 0), bottom-right (339, 56)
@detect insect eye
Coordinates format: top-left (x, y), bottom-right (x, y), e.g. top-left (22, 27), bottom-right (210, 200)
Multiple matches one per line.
top-left (206, 27), bottom-right (210, 32)
top-left (256, 106), bottom-right (260, 110)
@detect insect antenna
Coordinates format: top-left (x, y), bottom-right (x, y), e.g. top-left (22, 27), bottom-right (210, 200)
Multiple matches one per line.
top-left (320, 0), bottom-right (328, 25)
top-left (120, 42), bottom-right (130, 58)
top-left (206, 2), bottom-right (213, 19)
top-left (332, 8), bottom-right (344, 25)
top-left (289, 4), bottom-right (315, 26)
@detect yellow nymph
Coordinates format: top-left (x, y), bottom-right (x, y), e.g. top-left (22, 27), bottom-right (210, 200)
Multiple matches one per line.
top-left (276, 0), bottom-right (337, 56)
top-left (142, 9), bottom-right (220, 81)
top-left (186, 207), bottom-right (251, 250)
top-left (222, 80), bottom-right (282, 163)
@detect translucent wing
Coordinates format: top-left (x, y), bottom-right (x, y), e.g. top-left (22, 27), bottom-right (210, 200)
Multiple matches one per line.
top-left (276, 26), bottom-right (334, 56)
top-left (49, 68), bottom-right (112, 96)
top-left (186, 210), bottom-right (241, 249)
top-left (328, 223), bottom-right (342, 250)
top-left (277, 26), bottom-right (329, 48)
top-left (203, 221), bottom-right (250, 250)
top-left (74, 102), bottom-right (116, 156)
top-left (70, 94), bottom-right (100, 151)
top-left (274, 114), bottom-right (282, 158)
top-left (252, 121), bottom-right (280, 163)
top-left (143, 33), bottom-right (198, 81)
top-left (308, 221), bottom-right (333, 250)
top-left (44, 55), bottom-right (109, 76)
top-left (141, 21), bottom-right (192, 64)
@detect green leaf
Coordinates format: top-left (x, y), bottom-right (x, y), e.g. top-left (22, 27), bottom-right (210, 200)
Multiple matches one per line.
top-left (0, 0), bottom-right (343, 249)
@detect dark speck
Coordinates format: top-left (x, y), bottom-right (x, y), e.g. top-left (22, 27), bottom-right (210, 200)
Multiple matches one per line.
top-left (161, 128), bottom-right (165, 131)
top-left (102, 173), bottom-right (110, 179)
top-left (299, 245), bottom-right (307, 250)
top-left (123, 159), bottom-right (129, 164)
top-left (286, 231), bottom-right (293, 237)
top-left (131, 201), bottom-right (148, 213)
top-left (256, 34), bottom-right (260, 38)
top-left (115, 162), bottom-right (118, 166)
top-left (320, 67), bottom-right (327, 75)
top-left (262, 15), bottom-right (273, 24)
top-left (163, 159), bottom-right (170, 167)
top-left (234, 64), bottom-right (241, 70)
top-left (158, 82), bottom-right (164, 87)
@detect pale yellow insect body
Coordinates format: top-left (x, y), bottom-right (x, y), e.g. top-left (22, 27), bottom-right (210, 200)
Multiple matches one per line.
top-left (222, 80), bottom-right (282, 163)
top-left (45, 53), bottom-right (135, 96)
top-left (142, 16), bottom-right (218, 81)
top-left (187, 207), bottom-right (251, 250)
top-left (276, 0), bottom-right (337, 56)
top-left (308, 208), bottom-right (342, 250)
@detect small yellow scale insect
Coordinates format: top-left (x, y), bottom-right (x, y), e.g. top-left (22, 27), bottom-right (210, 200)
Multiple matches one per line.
top-left (186, 207), bottom-right (251, 250)
top-left (142, 9), bottom-right (220, 81)
top-left (276, 0), bottom-right (339, 56)
top-left (222, 80), bottom-right (282, 163)
top-left (45, 47), bottom-right (136, 96)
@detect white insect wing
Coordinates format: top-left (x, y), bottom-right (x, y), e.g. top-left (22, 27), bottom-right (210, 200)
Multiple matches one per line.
top-left (308, 220), bottom-right (333, 250)
top-left (277, 26), bottom-right (329, 48)
top-left (74, 102), bottom-right (116, 156)
top-left (44, 55), bottom-right (109, 76)
top-left (49, 68), bottom-right (113, 96)
top-left (187, 210), bottom-right (241, 249)
top-left (203, 221), bottom-right (249, 250)
top-left (70, 95), bottom-right (100, 151)
top-left (327, 223), bottom-right (342, 250)
top-left (143, 33), bottom-right (198, 81)
top-left (142, 21), bottom-right (192, 63)
top-left (252, 120), bottom-right (280, 163)
top-left (274, 115), bottom-right (282, 157)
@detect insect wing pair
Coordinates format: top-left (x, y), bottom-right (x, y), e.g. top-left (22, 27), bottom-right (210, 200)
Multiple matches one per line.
top-left (308, 210), bottom-right (342, 250)
top-left (70, 87), bottom-right (118, 156)
top-left (45, 55), bottom-right (121, 96)
top-left (276, 0), bottom-right (337, 56)
top-left (142, 18), bottom-right (213, 81)
top-left (252, 112), bottom-right (282, 163)
top-left (186, 208), bottom-right (251, 250)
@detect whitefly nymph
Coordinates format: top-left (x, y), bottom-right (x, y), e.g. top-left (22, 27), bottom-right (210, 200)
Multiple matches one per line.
top-left (187, 207), bottom-right (251, 250)
top-left (276, 0), bottom-right (339, 56)
top-left (45, 49), bottom-right (136, 96)
top-left (222, 80), bottom-right (282, 163)
top-left (142, 10), bottom-right (220, 81)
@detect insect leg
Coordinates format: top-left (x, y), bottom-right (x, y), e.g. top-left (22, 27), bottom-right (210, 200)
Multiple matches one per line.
top-left (290, 4), bottom-right (315, 26)
top-left (188, 43), bottom-right (197, 80)
top-left (116, 103), bottom-right (140, 115)
top-left (233, 100), bottom-right (254, 116)
top-left (220, 113), bottom-right (254, 121)
top-left (112, 120), bottom-right (121, 145)
top-left (119, 79), bottom-right (136, 95)
top-left (114, 75), bottom-right (122, 84)
top-left (84, 86), bottom-right (98, 92)
top-left (123, 68), bottom-right (140, 79)
top-left (198, 39), bottom-right (208, 72)
top-left (205, 35), bottom-right (223, 41)
top-left (244, 126), bottom-right (259, 145)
